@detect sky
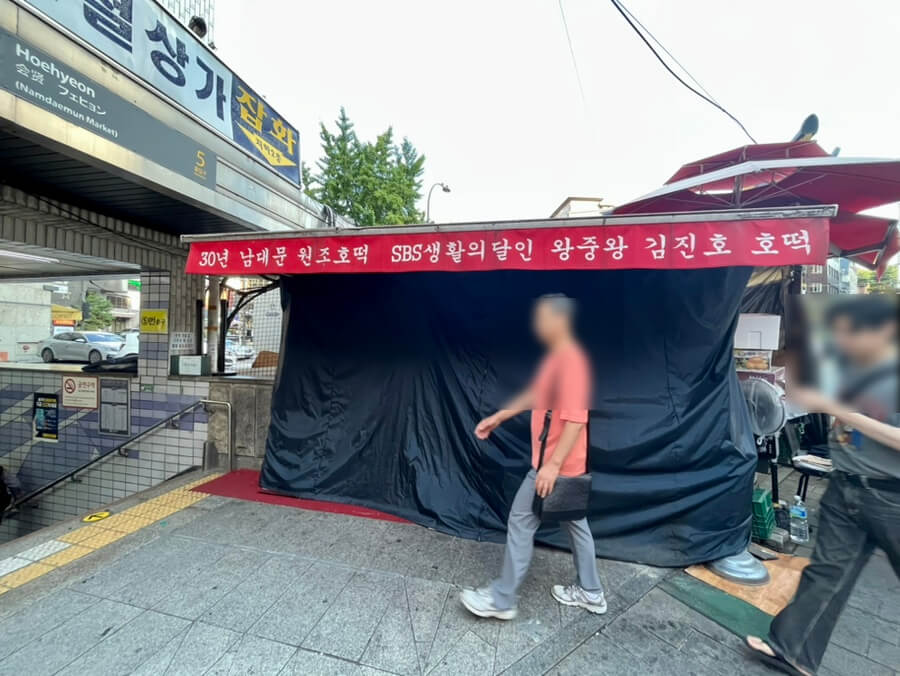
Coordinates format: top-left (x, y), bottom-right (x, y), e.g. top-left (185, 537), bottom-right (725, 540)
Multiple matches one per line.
top-left (215, 0), bottom-right (900, 225)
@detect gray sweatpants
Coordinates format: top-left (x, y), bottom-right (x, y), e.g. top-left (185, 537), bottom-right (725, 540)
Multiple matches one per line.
top-left (490, 469), bottom-right (603, 610)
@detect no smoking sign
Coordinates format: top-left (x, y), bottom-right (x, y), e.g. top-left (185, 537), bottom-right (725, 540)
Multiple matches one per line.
top-left (61, 375), bottom-right (98, 409)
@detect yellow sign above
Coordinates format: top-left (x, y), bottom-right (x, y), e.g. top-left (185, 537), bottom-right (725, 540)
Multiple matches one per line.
top-left (237, 126), bottom-right (298, 168)
top-left (83, 511), bottom-right (111, 522)
top-left (140, 309), bottom-right (169, 334)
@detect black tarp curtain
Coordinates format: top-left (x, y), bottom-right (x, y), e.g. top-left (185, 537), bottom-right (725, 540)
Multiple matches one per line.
top-left (261, 267), bottom-right (757, 566)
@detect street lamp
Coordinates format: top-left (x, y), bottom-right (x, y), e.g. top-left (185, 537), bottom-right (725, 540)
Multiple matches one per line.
top-left (426, 182), bottom-right (451, 223)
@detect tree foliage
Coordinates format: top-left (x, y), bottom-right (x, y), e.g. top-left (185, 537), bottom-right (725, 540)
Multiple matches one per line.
top-left (80, 292), bottom-right (114, 331)
top-left (857, 265), bottom-right (899, 294)
top-left (303, 108), bottom-right (425, 226)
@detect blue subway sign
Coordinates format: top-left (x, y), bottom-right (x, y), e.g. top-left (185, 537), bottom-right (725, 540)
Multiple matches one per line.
top-left (23, 0), bottom-right (300, 184)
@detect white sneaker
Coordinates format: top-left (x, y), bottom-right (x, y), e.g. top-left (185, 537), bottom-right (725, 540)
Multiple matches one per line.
top-left (551, 584), bottom-right (607, 614)
top-left (459, 587), bottom-right (517, 620)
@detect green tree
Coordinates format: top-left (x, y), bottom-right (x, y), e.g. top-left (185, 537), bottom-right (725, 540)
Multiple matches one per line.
top-left (303, 108), bottom-right (425, 226)
top-left (857, 265), bottom-right (899, 294)
top-left (80, 292), bottom-right (114, 331)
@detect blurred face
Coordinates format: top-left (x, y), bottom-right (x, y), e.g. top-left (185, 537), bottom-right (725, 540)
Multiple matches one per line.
top-left (532, 301), bottom-right (567, 345)
top-left (830, 315), bottom-right (896, 364)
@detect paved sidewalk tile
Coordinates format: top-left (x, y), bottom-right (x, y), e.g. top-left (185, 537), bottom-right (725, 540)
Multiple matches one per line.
top-left (0, 598), bottom-right (142, 676)
top-left (56, 610), bottom-right (189, 676)
top-left (130, 622), bottom-right (241, 676)
top-left (205, 634), bottom-right (296, 676)
top-left (41, 544), bottom-right (93, 567)
top-left (201, 555), bottom-right (309, 633)
top-left (15, 540), bottom-right (71, 562)
top-left (0, 557), bottom-right (31, 576)
top-left (282, 648), bottom-right (396, 675)
top-left (360, 586), bottom-right (419, 675)
top-left (153, 547), bottom-right (268, 620)
top-left (303, 570), bottom-right (401, 661)
top-left (0, 562), bottom-right (54, 588)
top-left (0, 589), bottom-right (98, 661)
top-left (251, 561), bottom-right (355, 647)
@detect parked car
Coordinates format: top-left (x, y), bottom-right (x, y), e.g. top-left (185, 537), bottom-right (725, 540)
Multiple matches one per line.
top-left (113, 332), bottom-right (139, 358)
top-left (40, 331), bottom-right (124, 364)
top-left (235, 344), bottom-right (255, 360)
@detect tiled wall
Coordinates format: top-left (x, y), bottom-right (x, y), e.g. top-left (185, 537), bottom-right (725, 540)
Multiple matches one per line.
top-left (0, 272), bottom-right (209, 543)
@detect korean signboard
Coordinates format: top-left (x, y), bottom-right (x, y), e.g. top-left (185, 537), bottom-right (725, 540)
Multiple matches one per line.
top-left (0, 29), bottom-right (215, 187)
top-left (62, 375), bottom-right (99, 409)
top-left (140, 309), bottom-right (169, 334)
top-left (33, 392), bottom-right (59, 442)
top-left (185, 218), bottom-right (829, 276)
top-left (23, 0), bottom-right (301, 184)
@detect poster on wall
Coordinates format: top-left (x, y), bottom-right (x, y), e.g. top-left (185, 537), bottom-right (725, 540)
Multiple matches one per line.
top-left (99, 378), bottom-right (130, 436)
top-left (100, 378), bottom-right (131, 436)
top-left (33, 392), bottom-right (59, 442)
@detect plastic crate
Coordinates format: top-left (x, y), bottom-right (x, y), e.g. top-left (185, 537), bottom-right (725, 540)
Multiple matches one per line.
top-left (752, 488), bottom-right (774, 518)
top-left (751, 488), bottom-right (776, 540)
top-left (752, 512), bottom-right (776, 539)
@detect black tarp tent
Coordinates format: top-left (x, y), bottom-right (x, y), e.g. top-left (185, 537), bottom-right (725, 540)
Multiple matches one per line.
top-left (183, 206), bottom-right (834, 566)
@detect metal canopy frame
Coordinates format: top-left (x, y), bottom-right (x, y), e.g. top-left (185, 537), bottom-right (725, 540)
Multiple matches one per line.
top-left (180, 205), bottom-right (839, 245)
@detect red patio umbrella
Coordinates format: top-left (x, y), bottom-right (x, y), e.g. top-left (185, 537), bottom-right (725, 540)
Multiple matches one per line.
top-left (616, 143), bottom-right (900, 273)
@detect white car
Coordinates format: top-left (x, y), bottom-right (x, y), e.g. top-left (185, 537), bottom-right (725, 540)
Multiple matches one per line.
top-left (40, 331), bottom-right (124, 364)
top-left (113, 332), bottom-right (139, 358)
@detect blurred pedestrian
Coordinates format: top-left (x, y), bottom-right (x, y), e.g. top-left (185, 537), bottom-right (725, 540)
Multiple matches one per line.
top-left (459, 294), bottom-right (605, 620)
top-left (746, 295), bottom-right (899, 676)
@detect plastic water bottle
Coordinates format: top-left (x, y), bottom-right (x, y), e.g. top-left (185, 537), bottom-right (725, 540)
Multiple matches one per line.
top-left (790, 495), bottom-right (809, 544)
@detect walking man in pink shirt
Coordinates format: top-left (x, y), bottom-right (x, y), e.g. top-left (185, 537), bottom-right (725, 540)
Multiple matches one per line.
top-left (460, 294), bottom-right (606, 619)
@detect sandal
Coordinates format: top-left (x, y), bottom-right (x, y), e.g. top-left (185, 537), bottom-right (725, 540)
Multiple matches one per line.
top-left (743, 636), bottom-right (811, 676)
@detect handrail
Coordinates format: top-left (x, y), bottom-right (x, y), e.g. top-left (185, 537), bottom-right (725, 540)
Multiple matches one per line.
top-left (10, 398), bottom-right (232, 510)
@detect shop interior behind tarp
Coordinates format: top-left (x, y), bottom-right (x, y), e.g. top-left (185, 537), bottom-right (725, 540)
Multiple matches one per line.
top-left (261, 266), bottom-right (758, 567)
top-left (740, 267), bottom-right (787, 316)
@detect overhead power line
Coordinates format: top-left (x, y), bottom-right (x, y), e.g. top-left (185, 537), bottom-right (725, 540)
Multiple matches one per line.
top-left (613, 1), bottom-right (716, 103)
top-left (558, 0), bottom-right (588, 112)
top-left (609, 0), bottom-right (757, 144)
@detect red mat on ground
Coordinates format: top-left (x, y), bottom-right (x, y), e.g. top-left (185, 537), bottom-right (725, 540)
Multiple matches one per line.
top-left (192, 469), bottom-right (409, 523)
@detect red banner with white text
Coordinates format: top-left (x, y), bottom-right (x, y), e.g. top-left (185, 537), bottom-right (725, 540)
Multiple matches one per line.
top-left (185, 218), bottom-right (828, 276)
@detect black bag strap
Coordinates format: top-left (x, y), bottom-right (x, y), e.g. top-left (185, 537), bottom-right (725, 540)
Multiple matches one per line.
top-left (838, 362), bottom-right (896, 403)
top-left (535, 359), bottom-right (590, 474)
top-left (536, 372), bottom-right (555, 470)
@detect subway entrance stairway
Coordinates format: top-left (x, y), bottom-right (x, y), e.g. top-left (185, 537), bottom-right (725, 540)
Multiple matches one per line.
top-left (0, 469), bottom-right (897, 675)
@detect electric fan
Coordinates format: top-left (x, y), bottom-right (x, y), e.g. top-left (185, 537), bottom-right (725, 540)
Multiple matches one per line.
top-left (707, 378), bottom-right (789, 585)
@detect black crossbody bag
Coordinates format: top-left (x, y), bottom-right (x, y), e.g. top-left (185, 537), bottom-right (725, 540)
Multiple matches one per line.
top-left (531, 375), bottom-right (592, 522)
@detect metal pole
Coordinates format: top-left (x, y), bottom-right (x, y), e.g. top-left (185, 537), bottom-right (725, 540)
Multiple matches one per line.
top-left (426, 184), bottom-right (438, 223)
top-left (207, 276), bottom-right (220, 373)
top-left (200, 399), bottom-right (233, 472)
top-left (425, 182), bottom-right (449, 223)
top-left (218, 294), bottom-right (228, 373)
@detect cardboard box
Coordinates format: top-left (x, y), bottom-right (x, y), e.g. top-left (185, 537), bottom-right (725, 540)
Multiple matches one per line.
top-left (734, 349), bottom-right (772, 370)
top-left (735, 313), bottom-right (781, 350)
top-left (736, 367), bottom-right (786, 386)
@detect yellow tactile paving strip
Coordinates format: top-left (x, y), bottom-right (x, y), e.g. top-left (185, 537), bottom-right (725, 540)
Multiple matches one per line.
top-left (0, 473), bottom-right (221, 592)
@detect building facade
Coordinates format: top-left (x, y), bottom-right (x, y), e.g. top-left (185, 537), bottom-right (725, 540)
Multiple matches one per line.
top-left (839, 258), bottom-right (858, 295)
top-left (157, 0), bottom-right (216, 45)
top-left (803, 258), bottom-right (856, 294)
top-left (802, 259), bottom-right (841, 294)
